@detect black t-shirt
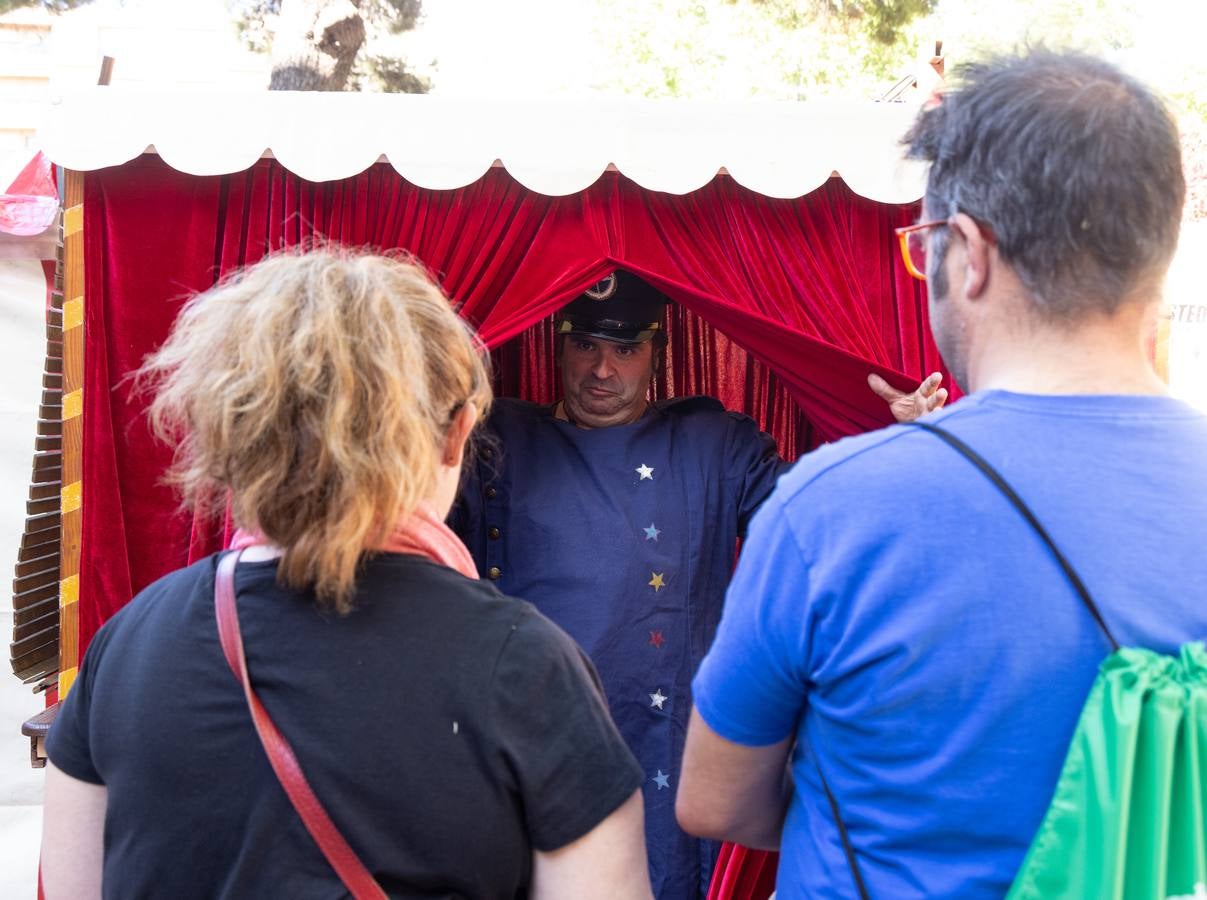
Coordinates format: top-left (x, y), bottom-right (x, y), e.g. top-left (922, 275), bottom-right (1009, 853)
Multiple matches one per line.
top-left (48, 553), bottom-right (643, 899)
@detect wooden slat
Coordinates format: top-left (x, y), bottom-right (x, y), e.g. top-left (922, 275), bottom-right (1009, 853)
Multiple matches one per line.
top-left (20, 526), bottom-right (60, 554)
top-left (11, 646), bottom-right (57, 678)
top-left (14, 552), bottom-right (58, 579)
top-left (30, 673), bottom-right (58, 691)
top-left (12, 629), bottom-right (56, 660)
top-left (13, 596), bottom-right (56, 627)
top-left (12, 571), bottom-right (59, 598)
top-left (13, 582), bottom-right (57, 606)
top-left (27, 482), bottom-right (59, 502)
top-left (46, 308), bottom-right (62, 328)
top-left (45, 323), bottom-right (62, 343)
top-left (35, 419), bottom-right (59, 437)
top-left (40, 389), bottom-right (61, 407)
top-left (24, 496), bottom-right (58, 517)
top-left (12, 605), bottom-right (57, 641)
top-left (18, 539), bottom-right (60, 562)
top-left (12, 600), bottom-right (57, 634)
top-left (31, 451), bottom-right (61, 475)
top-left (20, 504), bottom-right (60, 526)
top-left (13, 568), bottom-right (57, 594)
top-left (34, 435), bottom-right (61, 453)
top-left (12, 629), bottom-right (57, 661)
top-left (12, 563), bottom-right (58, 593)
top-left (21, 509), bottom-right (60, 531)
top-left (14, 650), bottom-right (58, 683)
top-left (30, 467), bottom-right (59, 486)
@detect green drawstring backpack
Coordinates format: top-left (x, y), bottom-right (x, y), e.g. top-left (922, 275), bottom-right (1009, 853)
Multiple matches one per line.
top-left (825, 422), bottom-right (1207, 900)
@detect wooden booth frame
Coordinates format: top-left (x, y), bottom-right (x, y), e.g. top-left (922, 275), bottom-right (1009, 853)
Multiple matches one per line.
top-left (15, 168), bottom-right (84, 766)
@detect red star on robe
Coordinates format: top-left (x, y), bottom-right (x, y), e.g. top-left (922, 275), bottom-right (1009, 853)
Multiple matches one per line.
top-left (648, 630), bottom-right (665, 649)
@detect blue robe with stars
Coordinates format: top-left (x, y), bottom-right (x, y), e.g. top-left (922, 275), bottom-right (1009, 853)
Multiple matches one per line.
top-left (450, 396), bottom-right (788, 899)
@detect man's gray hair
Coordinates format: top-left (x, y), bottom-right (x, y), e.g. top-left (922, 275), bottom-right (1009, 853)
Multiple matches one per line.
top-left (904, 49), bottom-right (1185, 318)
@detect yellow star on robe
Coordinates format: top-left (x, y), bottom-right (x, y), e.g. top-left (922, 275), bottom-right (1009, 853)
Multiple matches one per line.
top-left (649, 572), bottom-right (666, 592)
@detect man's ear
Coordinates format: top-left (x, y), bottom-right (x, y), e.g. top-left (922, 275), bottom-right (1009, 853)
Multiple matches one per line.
top-left (949, 212), bottom-right (992, 299)
top-left (442, 403), bottom-right (479, 468)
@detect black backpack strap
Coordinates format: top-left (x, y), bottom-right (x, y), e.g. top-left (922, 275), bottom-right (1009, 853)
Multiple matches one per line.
top-left (909, 421), bottom-right (1120, 652)
top-left (817, 760), bottom-right (871, 900)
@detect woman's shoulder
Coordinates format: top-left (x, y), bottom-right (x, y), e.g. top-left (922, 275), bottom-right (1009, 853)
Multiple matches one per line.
top-left (74, 555), bottom-right (221, 677)
top-left (357, 554), bottom-right (541, 629)
top-left (109, 556), bottom-right (220, 626)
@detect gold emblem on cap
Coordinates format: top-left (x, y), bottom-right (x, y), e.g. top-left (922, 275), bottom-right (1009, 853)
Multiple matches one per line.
top-left (585, 274), bottom-right (618, 301)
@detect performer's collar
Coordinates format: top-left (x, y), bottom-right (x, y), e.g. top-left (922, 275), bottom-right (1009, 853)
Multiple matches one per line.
top-left (554, 399), bottom-right (651, 429)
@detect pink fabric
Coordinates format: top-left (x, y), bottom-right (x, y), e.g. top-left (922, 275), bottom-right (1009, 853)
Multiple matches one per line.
top-left (0, 152), bottom-right (58, 236)
top-left (230, 503), bottom-right (478, 580)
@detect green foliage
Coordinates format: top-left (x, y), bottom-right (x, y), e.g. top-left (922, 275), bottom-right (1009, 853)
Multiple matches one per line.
top-left (226, 0), bottom-right (428, 92)
top-left (228, 0), bottom-right (421, 50)
top-left (355, 52), bottom-right (430, 92)
top-left (926, 0), bottom-right (1144, 60)
top-left (745, 0), bottom-right (936, 46)
top-left (0, 0), bottom-right (92, 12)
top-left (362, 0), bottom-right (421, 34)
top-left (592, 0), bottom-right (930, 100)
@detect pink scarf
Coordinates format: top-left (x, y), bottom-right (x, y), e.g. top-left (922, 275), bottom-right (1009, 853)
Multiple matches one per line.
top-left (230, 502), bottom-right (478, 580)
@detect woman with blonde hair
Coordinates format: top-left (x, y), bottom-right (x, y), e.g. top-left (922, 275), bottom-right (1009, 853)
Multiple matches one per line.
top-left (40, 250), bottom-right (651, 900)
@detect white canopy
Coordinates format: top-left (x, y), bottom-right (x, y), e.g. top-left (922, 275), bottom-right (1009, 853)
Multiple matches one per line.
top-left (35, 88), bottom-right (928, 203)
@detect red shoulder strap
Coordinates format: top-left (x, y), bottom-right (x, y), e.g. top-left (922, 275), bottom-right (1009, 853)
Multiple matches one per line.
top-left (214, 551), bottom-right (387, 900)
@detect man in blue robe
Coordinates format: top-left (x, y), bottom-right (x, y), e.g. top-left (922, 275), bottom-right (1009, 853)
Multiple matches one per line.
top-left (451, 271), bottom-right (943, 898)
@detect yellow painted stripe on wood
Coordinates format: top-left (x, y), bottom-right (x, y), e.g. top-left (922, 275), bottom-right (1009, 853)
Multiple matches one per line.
top-left (63, 204), bottom-right (83, 237)
top-left (59, 665), bottom-right (78, 699)
top-left (60, 573), bottom-right (79, 606)
top-left (63, 297), bottom-right (84, 331)
top-left (63, 388), bottom-right (82, 420)
top-left (61, 480), bottom-right (81, 514)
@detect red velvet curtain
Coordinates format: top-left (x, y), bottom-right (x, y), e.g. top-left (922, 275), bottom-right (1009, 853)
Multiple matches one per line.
top-left (79, 155), bottom-right (948, 659)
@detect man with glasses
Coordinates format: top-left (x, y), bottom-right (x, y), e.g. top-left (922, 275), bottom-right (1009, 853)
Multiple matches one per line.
top-left (679, 49), bottom-right (1207, 898)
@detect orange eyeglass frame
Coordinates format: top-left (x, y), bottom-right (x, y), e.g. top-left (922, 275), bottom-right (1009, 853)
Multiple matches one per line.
top-left (894, 219), bottom-right (947, 281)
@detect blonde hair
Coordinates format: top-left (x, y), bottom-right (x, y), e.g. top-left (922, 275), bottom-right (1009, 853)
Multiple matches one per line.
top-left (142, 249), bottom-right (492, 611)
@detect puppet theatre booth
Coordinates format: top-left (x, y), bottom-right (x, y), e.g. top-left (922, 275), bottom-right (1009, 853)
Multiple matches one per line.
top-left (16, 89), bottom-right (951, 899)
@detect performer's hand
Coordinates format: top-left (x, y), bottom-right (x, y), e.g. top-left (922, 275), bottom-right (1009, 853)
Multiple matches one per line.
top-left (868, 371), bottom-right (948, 423)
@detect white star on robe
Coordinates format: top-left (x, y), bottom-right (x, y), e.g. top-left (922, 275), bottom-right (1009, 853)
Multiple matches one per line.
top-left (652, 770), bottom-right (670, 790)
top-left (649, 689), bottom-right (667, 710)
top-left (643, 523), bottom-right (660, 541)
top-left (635, 463), bottom-right (654, 480)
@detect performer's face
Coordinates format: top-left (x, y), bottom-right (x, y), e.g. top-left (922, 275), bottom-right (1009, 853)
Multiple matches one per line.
top-left (560, 336), bottom-right (656, 429)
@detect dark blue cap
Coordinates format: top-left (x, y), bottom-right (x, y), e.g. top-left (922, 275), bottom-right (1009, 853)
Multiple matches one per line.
top-left (556, 270), bottom-right (668, 344)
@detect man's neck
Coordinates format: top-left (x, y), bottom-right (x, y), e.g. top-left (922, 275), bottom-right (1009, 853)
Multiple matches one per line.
top-left (969, 300), bottom-right (1168, 397)
top-left (555, 399), bottom-right (650, 429)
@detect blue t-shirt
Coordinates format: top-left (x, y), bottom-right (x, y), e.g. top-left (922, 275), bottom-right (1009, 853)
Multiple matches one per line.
top-left (692, 390), bottom-right (1207, 899)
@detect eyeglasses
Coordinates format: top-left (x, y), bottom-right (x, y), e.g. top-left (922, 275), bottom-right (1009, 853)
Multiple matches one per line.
top-left (894, 220), bottom-right (947, 282)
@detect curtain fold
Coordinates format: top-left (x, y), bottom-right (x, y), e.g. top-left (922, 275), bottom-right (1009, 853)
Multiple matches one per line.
top-left (80, 155), bottom-right (951, 658)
